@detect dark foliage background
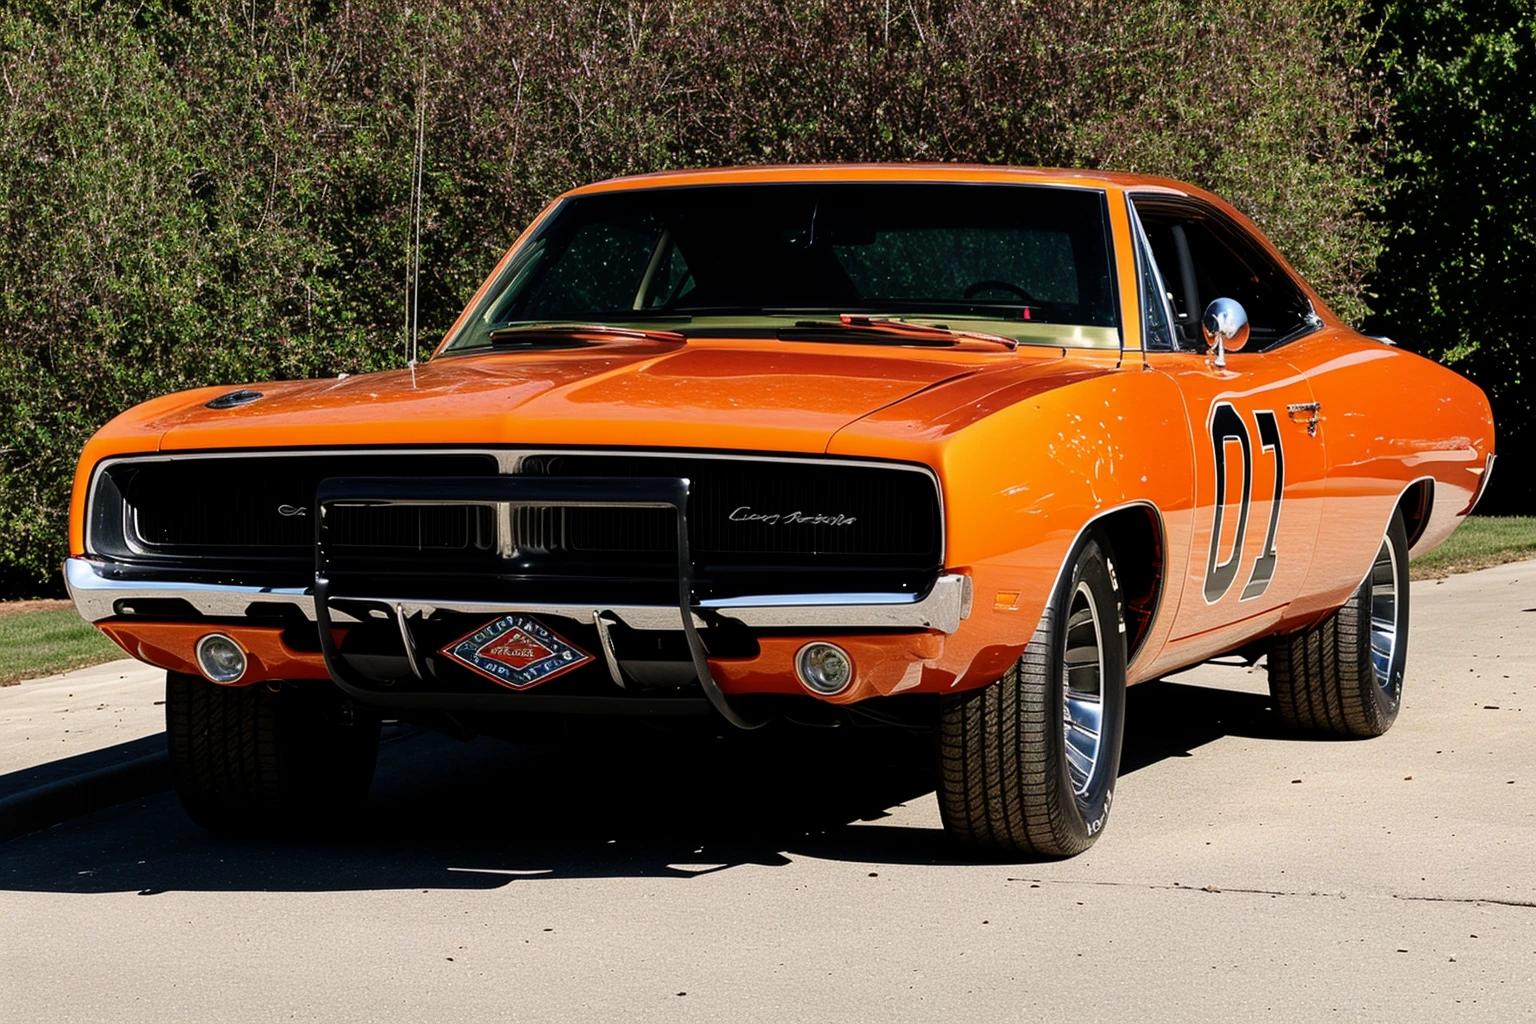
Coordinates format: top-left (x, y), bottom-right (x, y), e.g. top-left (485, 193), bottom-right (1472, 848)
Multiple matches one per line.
top-left (0, 0), bottom-right (1453, 597)
top-left (1365, 1), bottom-right (1534, 514)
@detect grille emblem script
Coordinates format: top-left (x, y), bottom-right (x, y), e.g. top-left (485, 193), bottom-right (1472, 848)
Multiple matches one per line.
top-left (729, 506), bottom-right (857, 527)
top-left (277, 504), bottom-right (308, 517)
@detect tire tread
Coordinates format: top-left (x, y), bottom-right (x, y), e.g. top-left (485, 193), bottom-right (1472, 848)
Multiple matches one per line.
top-left (937, 535), bottom-right (1124, 857)
top-left (1268, 512), bottom-right (1407, 739)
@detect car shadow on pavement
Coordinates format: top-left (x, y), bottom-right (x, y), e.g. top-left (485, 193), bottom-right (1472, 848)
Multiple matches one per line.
top-left (0, 678), bottom-right (1288, 894)
top-left (1120, 677), bottom-right (1287, 775)
top-left (0, 725), bottom-right (956, 894)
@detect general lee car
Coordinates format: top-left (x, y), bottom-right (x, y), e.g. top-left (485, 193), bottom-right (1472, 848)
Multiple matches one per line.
top-left (66, 166), bottom-right (1495, 855)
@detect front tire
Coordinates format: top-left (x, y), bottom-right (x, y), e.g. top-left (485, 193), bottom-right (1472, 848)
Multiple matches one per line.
top-left (937, 531), bottom-right (1128, 857)
top-left (166, 672), bottom-right (380, 834)
top-left (1267, 508), bottom-right (1410, 737)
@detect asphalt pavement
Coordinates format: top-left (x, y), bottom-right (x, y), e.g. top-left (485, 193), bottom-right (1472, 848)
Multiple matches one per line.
top-left (1, 561), bottom-right (1532, 1022)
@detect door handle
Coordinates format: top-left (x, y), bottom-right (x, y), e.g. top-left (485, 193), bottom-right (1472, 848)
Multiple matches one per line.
top-left (1287, 402), bottom-right (1321, 437)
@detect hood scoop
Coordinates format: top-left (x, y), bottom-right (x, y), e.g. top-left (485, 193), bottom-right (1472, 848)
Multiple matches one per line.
top-left (205, 389), bottom-right (264, 410)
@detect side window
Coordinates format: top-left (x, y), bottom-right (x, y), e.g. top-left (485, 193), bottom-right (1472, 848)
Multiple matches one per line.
top-left (1140, 221), bottom-right (1203, 349)
top-left (1129, 202), bottom-right (1176, 350)
top-left (1132, 196), bottom-right (1316, 351)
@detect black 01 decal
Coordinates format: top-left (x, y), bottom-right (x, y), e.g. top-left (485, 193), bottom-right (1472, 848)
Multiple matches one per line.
top-left (1203, 404), bottom-right (1252, 603)
top-left (1240, 411), bottom-right (1284, 600)
top-left (1203, 403), bottom-right (1286, 604)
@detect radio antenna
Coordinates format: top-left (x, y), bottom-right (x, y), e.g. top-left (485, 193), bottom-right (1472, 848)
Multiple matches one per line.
top-left (407, 55), bottom-right (427, 384)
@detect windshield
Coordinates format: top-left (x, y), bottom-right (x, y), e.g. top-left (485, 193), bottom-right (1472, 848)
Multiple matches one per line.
top-left (446, 182), bottom-right (1120, 352)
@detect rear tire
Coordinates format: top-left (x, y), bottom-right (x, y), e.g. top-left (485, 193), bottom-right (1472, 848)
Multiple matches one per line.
top-left (1267, 508), bottom-right (1410, 737)
top-left (937, 531), bottom-right (1128, 857)
top-left (166, 672), bottom-right (380, 834)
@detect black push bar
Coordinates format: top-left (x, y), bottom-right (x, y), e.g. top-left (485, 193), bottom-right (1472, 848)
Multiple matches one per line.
top-left (311, 475), bottom-right (763, 729)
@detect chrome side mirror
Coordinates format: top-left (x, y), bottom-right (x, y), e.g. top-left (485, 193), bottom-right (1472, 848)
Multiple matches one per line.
top-left (1201, 298), bottom-right (1250, 368)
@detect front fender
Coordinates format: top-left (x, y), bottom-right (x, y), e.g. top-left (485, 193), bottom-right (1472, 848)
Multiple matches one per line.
top-left (830, 352), bottom-right (1196, 690)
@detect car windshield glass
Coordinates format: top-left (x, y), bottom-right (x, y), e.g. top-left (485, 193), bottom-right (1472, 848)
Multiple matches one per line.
top-left (447, 183), bottom-right (1119, 351)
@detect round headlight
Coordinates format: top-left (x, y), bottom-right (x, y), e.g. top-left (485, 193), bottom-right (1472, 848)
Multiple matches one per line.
top-left (795, 642), bottom-right (853, 696)
top-left (195, 633), bottom-right (248, 684)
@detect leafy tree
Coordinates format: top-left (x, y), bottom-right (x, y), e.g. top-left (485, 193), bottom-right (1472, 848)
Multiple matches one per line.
top-left (0, 0), bottom-right (1385, 595)
top-left (1367, 1), bottom-right (1535, 512)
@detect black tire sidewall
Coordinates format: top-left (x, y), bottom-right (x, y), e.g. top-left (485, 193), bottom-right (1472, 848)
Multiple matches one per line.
top-left (1046, 532), bottom-right (1128, 843)
top-left (1363, 509), bottom-right (1411, 726)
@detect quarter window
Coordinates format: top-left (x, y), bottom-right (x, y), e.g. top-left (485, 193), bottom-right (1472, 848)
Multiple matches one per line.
top-left (1129, 201), bottom-right (1176, 351)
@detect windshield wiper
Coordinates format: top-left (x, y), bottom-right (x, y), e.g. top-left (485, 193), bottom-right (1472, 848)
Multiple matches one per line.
top-left (781, 314), bottom-right (1017, 351)
top-left (488, 323), bottom-right (687, 347)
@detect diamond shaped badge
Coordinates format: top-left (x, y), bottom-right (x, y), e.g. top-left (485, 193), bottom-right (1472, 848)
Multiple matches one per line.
top-left (439, 614), bottom-right (593, 690)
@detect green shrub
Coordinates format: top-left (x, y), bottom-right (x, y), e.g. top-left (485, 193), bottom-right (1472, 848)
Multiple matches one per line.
top-left (0, 0), bottom-right (1384, 596)
top-left (1366, 1), bottom-right (1534, 514)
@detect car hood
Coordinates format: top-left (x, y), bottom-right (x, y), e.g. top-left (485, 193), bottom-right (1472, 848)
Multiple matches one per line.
top-left (146, 342), bottom-right (1043, 454)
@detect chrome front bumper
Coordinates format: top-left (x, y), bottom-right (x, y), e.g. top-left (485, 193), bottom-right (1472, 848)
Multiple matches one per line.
top-left (64, 557), bottom-right (974, 635)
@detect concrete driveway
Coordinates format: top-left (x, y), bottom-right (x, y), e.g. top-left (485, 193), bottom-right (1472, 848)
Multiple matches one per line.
top-left (2, 561), bottom-right (1532, 1022)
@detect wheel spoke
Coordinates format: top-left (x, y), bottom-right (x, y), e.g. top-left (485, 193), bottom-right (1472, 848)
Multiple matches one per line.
top-left (1065, 694), bottom-right (1102, 738)
top-left (1065, 739), bottom-right (1095, 786)
top-left (1064, 645), bottom-right (1098, 667)
top-left (1066, 661), bottom-right (1100, 694)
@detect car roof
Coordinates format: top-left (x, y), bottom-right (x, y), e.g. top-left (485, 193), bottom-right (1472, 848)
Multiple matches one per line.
top-left (562, 163), bottom-right (1201, 198)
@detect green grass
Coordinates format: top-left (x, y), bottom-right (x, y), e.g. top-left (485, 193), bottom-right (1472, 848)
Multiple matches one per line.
top-left (0, 608), bottom-right (125, 686)
top-left (1410, 516), bottom-right (1536, 580)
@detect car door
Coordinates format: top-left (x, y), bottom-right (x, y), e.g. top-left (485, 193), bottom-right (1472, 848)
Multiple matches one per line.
top-left (1128, 195), bottom-right (1327, 651)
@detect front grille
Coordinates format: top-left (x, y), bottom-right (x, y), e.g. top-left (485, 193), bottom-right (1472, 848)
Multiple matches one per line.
top-left (327, 503), bottom-right (496, 552)
top-left (91, 450), bottom-right (943, 595)
top-left (516, 454), bottom-right (939, 568)
top-left (103, 453), bottom-right (499, 562)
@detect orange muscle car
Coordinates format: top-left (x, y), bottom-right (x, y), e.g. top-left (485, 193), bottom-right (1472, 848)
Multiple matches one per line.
top-left (66, 165), bottom-right (1495, 855)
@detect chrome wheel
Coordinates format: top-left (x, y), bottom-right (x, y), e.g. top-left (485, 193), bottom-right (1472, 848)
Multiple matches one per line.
top-left (1062, 581), bottom-right (1105, 797)
top-left (1369, 535), bottom-right (1400, 692)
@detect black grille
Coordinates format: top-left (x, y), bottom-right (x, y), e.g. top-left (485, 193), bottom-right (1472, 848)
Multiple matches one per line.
top-left (109, 454), bottom-right (499, 561)
top-left (516, 454), bottom-right (939, 568)
top-left (327, 503), bottom-right (495, 552)
top-left (93, 451), bottom-right (942, 594)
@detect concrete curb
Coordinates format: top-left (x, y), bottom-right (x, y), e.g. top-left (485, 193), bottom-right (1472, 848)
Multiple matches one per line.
top-left (0, 751), bottom-right (169, 844)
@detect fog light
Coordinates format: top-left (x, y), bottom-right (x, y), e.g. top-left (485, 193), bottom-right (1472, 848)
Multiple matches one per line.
top-left (195, 633), bottom-right (247, 684)
top-left (796, 642), bottom-right (853, 696)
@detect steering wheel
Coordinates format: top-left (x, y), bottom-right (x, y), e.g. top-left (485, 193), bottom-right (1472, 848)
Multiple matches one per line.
top-left (963, 279), bottom-right (1036, 303)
